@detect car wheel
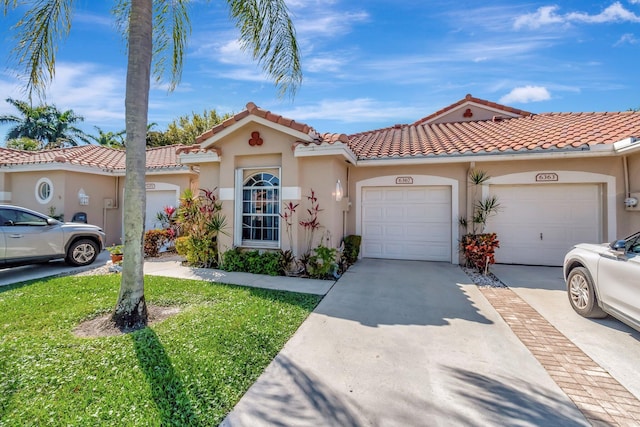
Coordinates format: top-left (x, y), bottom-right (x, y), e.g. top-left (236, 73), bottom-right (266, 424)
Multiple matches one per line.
top-left (567, 267), bottom-right (607, 318)
top-left (66, 239), bottom-right (99, 267)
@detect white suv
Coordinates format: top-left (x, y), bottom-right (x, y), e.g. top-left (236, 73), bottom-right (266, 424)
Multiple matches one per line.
top-left (0, 204), bottom-right (105, 267)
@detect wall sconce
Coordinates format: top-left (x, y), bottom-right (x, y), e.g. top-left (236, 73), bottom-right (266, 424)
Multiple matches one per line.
top-left (78, 188), bottom-right (90, 206)
top-left (335, 179), bottom-right (343, 202)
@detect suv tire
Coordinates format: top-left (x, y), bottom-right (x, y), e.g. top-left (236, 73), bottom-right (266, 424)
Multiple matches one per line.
top-left (66, 239), bottom-right (99, 266)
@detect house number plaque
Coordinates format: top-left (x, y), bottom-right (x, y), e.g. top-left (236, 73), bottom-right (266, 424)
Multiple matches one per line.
top-left (396, 176), bottom-right (414, 184)
top-left (535, 173), bottom-right (558, 182)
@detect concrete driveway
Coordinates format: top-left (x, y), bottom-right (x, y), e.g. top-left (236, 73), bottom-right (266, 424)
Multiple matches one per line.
top-left (222, 259), bottom-right (593, 426)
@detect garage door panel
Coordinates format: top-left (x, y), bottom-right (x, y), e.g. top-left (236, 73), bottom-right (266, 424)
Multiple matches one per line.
top-left (362, 186), bottom-right (451, 262)
top-left (488, 184), bottom-right (601, 266)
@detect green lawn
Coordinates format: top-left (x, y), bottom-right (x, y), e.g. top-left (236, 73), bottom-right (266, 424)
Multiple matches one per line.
top-left (0, 274), bottom-right (321, 426)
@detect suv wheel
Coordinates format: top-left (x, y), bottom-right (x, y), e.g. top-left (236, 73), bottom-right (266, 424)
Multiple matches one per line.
top-left (567, 267), bottom-right (607, 318)
top-left (66, 239), bottom-right (99, 266)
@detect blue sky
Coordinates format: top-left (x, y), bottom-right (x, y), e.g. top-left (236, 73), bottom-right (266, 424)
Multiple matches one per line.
top-left (1, 0), bottom-right (640, 142)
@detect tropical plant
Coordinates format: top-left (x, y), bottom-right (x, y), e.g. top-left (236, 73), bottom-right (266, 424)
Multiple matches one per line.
top-left (5, 137), bottom-right (40, 150)
top-left (306, 245), bottom-right (338, 279)
top-left (88, 126), bottom-right (125, 148)
top-left (460, 233), bottom-right (500, 274)
top-left (299, 189), bottom-right (323, 255)
top-left (0, 98), bottom-right (91, 149)
top-left (175, 188), bottom-right (228, 268)
top-left (460, 169), bottom-right (501, 234)
top-left (143, 229), bottom-right (169, 257)
top-left (342, 235), bottom-right (362, 266)
top-left (3, 0), bottom-right (301, 329)
top-left (163, 109), bottom-right (233, 145)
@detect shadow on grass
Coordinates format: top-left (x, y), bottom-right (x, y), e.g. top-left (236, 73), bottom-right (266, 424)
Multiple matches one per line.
top-left (131, 328), bottom-right (199, 425)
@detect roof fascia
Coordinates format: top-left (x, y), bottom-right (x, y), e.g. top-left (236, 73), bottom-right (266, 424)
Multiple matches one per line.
top-left (355, 146), bottom-right (616, 166)
top-left (178, 151), bottom-right (221, 164)
top-left (200, 116), bottom-right (314, 149)
top-left (0, 163), bottom-right (193, 176)
top-left (294, 143), bottom-right (357, 164)
top-left (614, 137), bottom-right (640, 154)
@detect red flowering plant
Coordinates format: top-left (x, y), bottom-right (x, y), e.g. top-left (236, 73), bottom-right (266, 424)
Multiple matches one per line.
top-left (155, 205), bottom-right (178, 243)
top-left (299, 189), bottom-right (323, 255)
top-left (460, 233), bottom-right (500, 275)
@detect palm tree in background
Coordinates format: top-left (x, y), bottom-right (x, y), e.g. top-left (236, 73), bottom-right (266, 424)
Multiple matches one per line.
top-left (3, 0), bottom-right (301, 329)
top-left (0, 98), bottom-right (90, 149)
top-left (88, 126), bottom-right (126, 148)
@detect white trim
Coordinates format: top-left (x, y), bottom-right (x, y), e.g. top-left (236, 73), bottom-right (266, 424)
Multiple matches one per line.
top-left (178, 152), bottom-right (220, 164)
top-left (219, 188), bottom-right (234, 201)
top-left (0, 191), bottom-right (11, 202)
top-left (294, 143), bottom-right (358, 164)
top-left (35, 177), bottom-right (53, 204)
top-left (200, 116), bottom-right (314, 148)
top-left (614, 137), bottom-right (640, 154)
top-left (355, 147), bottom-right (616, 167)
top-left (484, 171), bottom-right (616, 241)
top-left (282, 186), bottom-right (301, 200)
top-left (0, 163), bottom-right (193, 176)
top-left (355, 175), bottom-right (459, 264)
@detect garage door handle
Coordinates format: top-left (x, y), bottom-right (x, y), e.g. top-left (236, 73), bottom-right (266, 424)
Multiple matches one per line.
top-left (9, 234), bottom-right (23, 238)
top-left (540, 233), bottom-right (543, 240)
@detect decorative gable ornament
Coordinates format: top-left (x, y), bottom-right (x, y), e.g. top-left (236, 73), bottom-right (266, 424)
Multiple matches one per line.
top-left (463, 108), bottom-right (473, 118)
top-left (248, 131), bottom-right (264, 146)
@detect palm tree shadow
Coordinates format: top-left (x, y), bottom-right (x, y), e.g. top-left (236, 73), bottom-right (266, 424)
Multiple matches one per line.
top-left (131, 328), bottom-right (199, 425)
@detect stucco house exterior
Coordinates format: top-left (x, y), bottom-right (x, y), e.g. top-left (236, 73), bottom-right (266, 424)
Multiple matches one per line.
top-left (0, 145), bottom-right (197, 246)
top-left (179, 94), bottom-right (640, 267)
top-left (1, 94), bottom-right (639, 267)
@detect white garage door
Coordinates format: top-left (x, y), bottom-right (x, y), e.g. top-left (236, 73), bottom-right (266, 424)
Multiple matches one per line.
top-left (146, 190), bottom-right (178, 231)
top-left (361, 186), bottom-right (451, 261)
top-left (486, 184), bottom-right (602, 266)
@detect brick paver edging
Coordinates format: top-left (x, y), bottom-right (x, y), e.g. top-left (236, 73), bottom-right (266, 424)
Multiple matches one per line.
top-left (480, 287), bottom-right (640, 426)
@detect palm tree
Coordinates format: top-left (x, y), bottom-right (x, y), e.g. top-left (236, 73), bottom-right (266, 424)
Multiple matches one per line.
top-left (3, 0), bottom-right (301, 329)
top-left (0, 98), bottom-right (90, 148)
top-left (88, 126), bottom-right (126, 148)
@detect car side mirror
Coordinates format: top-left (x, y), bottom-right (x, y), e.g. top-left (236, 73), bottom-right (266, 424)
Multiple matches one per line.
top-left (610, 239), bottom-right (627, 252)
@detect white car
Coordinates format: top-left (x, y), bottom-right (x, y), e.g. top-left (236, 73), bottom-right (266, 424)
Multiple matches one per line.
top-left (563, 231), bottom-right (640, 332)
top-left (0, 204), bottom-right (105, 268)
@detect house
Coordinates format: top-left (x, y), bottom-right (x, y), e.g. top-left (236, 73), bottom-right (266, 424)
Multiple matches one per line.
top-left (179, 95), bottom-right (640, 267)
top-left (0, 144), bottom-right (197, 246)
top-left (1, 94), bottom-right (639, 266)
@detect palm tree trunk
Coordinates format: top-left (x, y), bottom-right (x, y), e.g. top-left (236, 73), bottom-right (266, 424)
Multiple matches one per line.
top-left (112, 0), bottom-right (152, 329)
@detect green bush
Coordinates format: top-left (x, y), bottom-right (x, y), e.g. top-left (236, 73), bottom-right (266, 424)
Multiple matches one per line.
top-left (342, 235), bottom-right (361, 265)
top-left (221, 247), bottom-right (246, 272)
top-left (174, 236), bottom-right (190, 256)
top-left (221, 249), bottom-right (284, 276)
top-left (307, 245), bottom-right (338, 279)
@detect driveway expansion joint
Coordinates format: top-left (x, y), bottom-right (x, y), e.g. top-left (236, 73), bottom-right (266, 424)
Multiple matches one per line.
top-left (480, 286), bottom-right (640, 426)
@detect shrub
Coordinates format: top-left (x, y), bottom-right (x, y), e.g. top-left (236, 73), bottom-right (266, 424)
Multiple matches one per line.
top-left (143, 229), bottom-right (168, 257)
top-left (342, 235), bottom-right (361, 265)
top-left (174, 236), bottom-right (190, 256)
top-left (461, 233), bottom-right (500, 274)
top-left (221, 247), bottom-right (246, 272)
top-left (306, 245), bottom-right (338, 279)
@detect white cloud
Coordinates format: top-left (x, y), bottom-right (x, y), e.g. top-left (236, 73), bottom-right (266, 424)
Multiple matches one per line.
top-left (615, 32), bottom-right (639, 45)
top-left (499, 86), bottom-right (551, 104)
top-left (514, 2), bottom-right (640, 29)
top-left (278, 98), bottom-right (423, 125)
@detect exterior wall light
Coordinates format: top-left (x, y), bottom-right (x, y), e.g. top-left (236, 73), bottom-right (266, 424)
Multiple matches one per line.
top-left (335, 179), bottom-right (343, 202)
top-left (78, 188), bottom-right (90, 206)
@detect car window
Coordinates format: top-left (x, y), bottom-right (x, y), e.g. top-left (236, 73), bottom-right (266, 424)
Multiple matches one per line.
top-left (625, 233), bottom-right (640, 254)
top-left (0, 209), bottom-right (48, 226)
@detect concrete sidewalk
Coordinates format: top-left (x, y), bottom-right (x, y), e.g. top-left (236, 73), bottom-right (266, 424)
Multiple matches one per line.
top-left (222, 259), bottom-right (587, 426)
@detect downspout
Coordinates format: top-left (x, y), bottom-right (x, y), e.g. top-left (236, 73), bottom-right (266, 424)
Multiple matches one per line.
top-left (623, 156), bottom-right (630, 198)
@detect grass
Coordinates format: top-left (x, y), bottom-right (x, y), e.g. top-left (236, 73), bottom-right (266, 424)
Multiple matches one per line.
top-left (0, 274), bottom-right (321, 426)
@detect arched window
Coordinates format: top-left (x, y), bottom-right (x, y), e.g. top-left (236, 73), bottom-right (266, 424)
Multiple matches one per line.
top-left (35, 177), bottom-right (53, 204)
top-left (241, 172), bottom-right (280, 245)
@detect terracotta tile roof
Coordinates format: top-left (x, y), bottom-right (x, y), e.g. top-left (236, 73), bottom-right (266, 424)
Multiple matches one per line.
top-left (413, 93), bottom-right (533, 125)
top-left (196, 102), bottom-right (350, 146)
top-left (0, 144), bottom-right (189, 171)
top-left (349, 111), bottom-right (640, 159)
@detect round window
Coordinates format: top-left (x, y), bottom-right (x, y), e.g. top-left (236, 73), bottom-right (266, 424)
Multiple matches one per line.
top-left (35, 178), bottom-right (53, 204)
